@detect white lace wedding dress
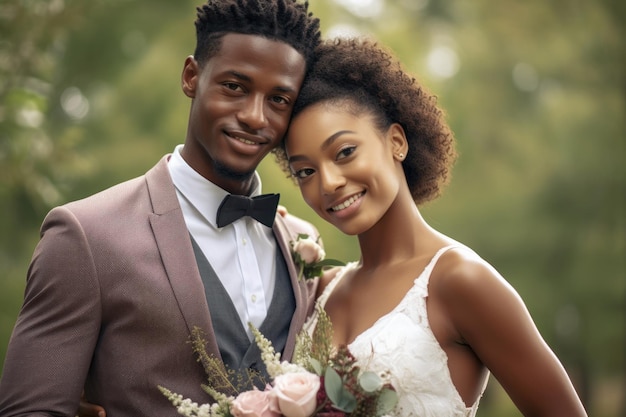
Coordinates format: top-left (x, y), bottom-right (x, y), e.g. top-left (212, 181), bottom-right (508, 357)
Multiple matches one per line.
top-left (303, 245), bottom-right (488, 417)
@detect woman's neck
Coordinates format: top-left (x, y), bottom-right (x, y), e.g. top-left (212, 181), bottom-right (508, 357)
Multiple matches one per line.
top-left (357, 198), bottom-right (442, 269)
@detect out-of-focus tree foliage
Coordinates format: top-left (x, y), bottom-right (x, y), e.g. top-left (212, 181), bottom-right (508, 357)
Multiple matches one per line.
top-left (0, 0), bottom-right (623, 416)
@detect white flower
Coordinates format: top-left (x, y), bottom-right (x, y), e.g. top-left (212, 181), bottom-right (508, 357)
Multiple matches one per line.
top-left (272, 372), bottom-right (321, 417)
top-left (230, 388), bottom-right (280, 417)
top-left (292, 236), bottom-right (325, 264)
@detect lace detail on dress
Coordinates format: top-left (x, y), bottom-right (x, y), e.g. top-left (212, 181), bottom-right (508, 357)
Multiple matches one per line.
top-left (303, 245), bottom-right (488, 417)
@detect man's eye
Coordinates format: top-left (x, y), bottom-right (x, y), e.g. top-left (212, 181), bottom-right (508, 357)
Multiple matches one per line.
top-left (293, 168), bottom-right (315, 179)
top-left (337, 146), bottom-right (356, 160)
top-left (270, 96), bottom-right (289, 105)
top-left (224, 83), bottom-right (242, 91)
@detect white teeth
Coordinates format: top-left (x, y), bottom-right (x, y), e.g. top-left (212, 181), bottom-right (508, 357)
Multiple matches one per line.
top-left (331, 193), bottom-right (363, 212)
top-left (233, 136), bottom-right (255, 145)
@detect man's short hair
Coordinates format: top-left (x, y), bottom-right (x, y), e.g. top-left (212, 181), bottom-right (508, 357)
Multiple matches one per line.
top-left (194, 0), bottom-right (321, 66)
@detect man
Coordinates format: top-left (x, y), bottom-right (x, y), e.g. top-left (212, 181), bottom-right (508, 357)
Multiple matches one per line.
top-left (0, 1), bottom-right (322, 416)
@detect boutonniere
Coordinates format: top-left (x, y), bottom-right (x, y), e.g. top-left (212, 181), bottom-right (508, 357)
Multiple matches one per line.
top-left (291, 234), bottom-right (345, 281)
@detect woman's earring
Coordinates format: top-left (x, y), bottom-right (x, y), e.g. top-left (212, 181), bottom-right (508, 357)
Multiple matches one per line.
top-left (398, 153), bottom-right (404, 160)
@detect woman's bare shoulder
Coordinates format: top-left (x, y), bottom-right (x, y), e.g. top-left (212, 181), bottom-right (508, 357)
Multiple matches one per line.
top-left (430, 247), bottom-right (514, 303)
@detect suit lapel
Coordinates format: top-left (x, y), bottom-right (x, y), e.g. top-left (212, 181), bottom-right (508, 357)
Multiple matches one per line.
top-left (272, 214), bottom-right (312, 361)
top-left (145, 156), bottom-right (221, 359)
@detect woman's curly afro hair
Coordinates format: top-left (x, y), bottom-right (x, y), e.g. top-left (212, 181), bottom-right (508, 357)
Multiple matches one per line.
top-left (275, 37), bottom-right (457, 205)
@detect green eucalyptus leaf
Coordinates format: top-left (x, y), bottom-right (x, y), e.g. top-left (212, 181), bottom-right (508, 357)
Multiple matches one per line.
top-left (324, 367), bottom-right (357, 412)
top-left (376, 388), bottom-right (399, 415)
top-left (358, 371), bottom-right (383, 393)
top-left (308, 358), bottom-right (323, 375)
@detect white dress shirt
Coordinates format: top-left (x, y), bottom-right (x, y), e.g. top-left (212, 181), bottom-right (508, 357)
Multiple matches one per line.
top-left (167, 145), bottom-right (277, 340)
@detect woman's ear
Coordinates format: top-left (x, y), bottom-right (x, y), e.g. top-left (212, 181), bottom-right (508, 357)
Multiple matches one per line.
top-left (387, 123), bottom-right (409, 162)
top-left (181, 55), bottom-right (199, 98)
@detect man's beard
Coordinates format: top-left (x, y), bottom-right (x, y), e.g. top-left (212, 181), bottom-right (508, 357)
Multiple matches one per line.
top-left (213, 159), bottom-right (255, 182)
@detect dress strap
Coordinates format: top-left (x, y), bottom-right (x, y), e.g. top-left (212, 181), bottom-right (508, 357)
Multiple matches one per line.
top-left (417, 244), bottom-right (467, 293)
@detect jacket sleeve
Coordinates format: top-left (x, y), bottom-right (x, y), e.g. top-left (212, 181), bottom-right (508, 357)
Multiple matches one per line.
top-left (0, 207), bottom-right (101, 417)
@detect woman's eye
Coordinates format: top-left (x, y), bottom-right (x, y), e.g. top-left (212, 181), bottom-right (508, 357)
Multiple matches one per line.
top-left (293, 167), bottom-right (315, 179)
top-left (337, 146), bottom-right (356, 160)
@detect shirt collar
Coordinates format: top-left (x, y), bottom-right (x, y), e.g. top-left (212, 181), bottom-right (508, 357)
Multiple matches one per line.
top-left (167, 144), bottom-right (263, 227)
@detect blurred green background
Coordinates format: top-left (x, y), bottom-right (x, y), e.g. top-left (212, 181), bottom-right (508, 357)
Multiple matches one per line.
top-left (0, 0), bottom-right (623, 415)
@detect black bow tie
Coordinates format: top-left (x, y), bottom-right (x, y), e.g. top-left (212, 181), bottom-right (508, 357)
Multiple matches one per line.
top-left (216, 193), bottom-right (280, 228)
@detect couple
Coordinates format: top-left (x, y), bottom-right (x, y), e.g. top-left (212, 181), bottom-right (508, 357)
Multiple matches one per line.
top-left (0, 1), bottom-right (586, 416)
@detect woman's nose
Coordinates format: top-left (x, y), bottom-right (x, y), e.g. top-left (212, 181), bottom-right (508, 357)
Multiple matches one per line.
top-left (319, 164), bottom-right (346, 194)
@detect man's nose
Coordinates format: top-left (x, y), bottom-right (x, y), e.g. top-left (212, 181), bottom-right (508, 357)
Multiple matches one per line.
top-left (237, 95), bottom-right (267, 130)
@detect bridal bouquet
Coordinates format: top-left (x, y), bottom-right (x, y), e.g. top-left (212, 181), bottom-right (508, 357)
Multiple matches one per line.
top-left (159, 307), bottom-right (398, 417)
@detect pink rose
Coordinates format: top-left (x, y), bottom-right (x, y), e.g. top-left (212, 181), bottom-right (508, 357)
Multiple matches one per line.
top-left (272, 372), bottom-right (321, 417)
top-left (293, 237), bottom-right (325, 264)
top-left (231, 388), bottom-right (280, 417)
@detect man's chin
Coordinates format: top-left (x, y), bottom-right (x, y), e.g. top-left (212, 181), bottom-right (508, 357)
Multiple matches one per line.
top-left (214, 161), bottom-right (255, 182)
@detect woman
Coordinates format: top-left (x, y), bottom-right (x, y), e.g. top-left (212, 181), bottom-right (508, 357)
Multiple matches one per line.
top-left (275, 38), bottom-right (587, 416)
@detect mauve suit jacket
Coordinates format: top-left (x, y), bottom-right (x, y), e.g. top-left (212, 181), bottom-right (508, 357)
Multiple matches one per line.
top-left (0, 155), bottom-right (319, 417)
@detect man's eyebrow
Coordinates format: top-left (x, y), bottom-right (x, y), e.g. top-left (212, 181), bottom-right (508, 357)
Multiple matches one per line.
top-left (274, 85), bottom-right (297, 94)
top-left (229, 70), bottom-right (251, 82)
top-left (288, 130), bottom-right (356, 163)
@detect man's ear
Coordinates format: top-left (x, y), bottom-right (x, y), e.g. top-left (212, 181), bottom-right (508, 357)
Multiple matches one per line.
top-left (387, 123), bottom-right (409, 161)
top-left (182, 55), bottom-right (199, 98)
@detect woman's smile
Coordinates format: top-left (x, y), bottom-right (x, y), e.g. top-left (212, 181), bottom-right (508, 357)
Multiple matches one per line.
top-left (329, 191), bottom-right (365, 212)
